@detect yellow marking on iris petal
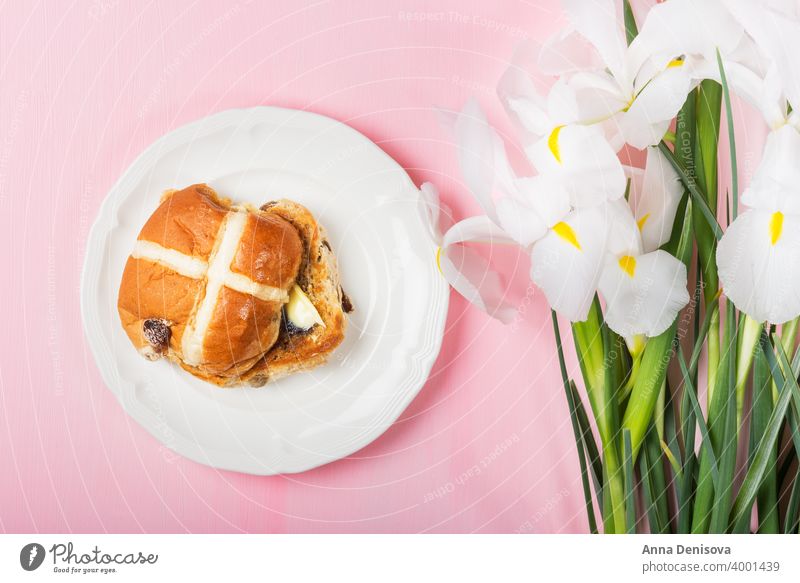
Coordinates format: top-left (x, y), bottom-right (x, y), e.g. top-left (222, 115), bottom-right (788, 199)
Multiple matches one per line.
top-left (436, 247), bottom-right (443, 274)
top-left (548, 125), bottom-right (564, 164)
top-left (637, 213), bottom-right (650, 231)
top-left (552, 221), bottom-right (581, 250)
top-left (622, 95), bottom-right (635, 112)
top-left (769, 211), bottom-right (784, 245)
top-left (619, 255), bottom-right (637, 278)
top-left (667, 57), bottom-right (684, 68)
top-left (628, 334), bottom-right (646, 358)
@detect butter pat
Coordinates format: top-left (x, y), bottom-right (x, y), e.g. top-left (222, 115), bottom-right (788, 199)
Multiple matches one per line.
top-left (285, 284), bottom-right (325, 330)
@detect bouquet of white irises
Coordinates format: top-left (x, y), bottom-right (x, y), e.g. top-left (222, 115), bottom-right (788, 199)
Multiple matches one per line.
top-left (425, 0), bottom-right (800, 533)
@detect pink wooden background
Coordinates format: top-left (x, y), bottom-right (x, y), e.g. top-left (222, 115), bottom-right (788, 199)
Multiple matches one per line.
top-left (0, 0), bottom-right (764, 533)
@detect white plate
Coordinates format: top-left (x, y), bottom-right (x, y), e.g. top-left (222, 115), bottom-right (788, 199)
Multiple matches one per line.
top-left (81, 107), bottom-right (448, 475)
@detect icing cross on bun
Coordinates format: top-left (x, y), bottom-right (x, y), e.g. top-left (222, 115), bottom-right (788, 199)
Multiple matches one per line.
top-left (117, 184), bottom-right (349, 386)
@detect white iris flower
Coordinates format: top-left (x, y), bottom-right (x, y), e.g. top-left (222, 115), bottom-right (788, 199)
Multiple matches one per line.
top-left (526, 123), bottom-right (627, 208)
top-left (631, 0), bottom-right (800, 131)
top-left (531, 195), bottom-right (689, 334)
top-left (418, 182), bottom-right (521, 325)
top-left (627, 147), bottom-right (684, 253)
top-left (597, 200), bottom-right (690, 339)
top-left (530, 203), bottom-right (612, 321)
top-left (717, 126), bottom-right (800, 324)
top-left (447, 100), bottom-right (629, 322)
top-left (499, 0), bottom-right (695, 151)
top-left (436, 100), bottom-right (689, 331)
top-left (660, 0), bottom-right (800, 323)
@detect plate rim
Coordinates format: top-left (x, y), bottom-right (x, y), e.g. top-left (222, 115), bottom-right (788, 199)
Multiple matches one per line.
top-left (80, 105), bottom-right (449, 475)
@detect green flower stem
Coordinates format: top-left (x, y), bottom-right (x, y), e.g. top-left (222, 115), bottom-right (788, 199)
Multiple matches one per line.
top-left (642, 424), bottom-right (671, 533)
top-left (785, 473), bottom-right (800, 533)
top-left (572, 299), bottom-right (628, 533)
top-left (709, 301), bottom-right (739, 532)
top-left (657, 144), bottom-right (722, 241)
top-left (707, 305), bottom-right (721, 404)
top-left (704, 57), bottom-right (742, 533)
top-left (692, 300), bottom-right (737, 533)
top-left (691, 409), bottom-right (721, 532)
top-left (676, 284), bottom-right (718, 533)
top-left (781, 318), bottom-right (799, 357)
top-left (717, 50), bottom-right (738, 220)
top-left (619, 352), bottom-right (642, 403)
top-left (695, 81), bottom-right (721, 214)
top-left (677, 349), bottom-right (719, 486)
top-left (751, 350), bottom-right (779, 533)
top-left (602, 315), bottom-right (626, 533)
top-left (655, 380), bottom-right (666, 442)
top-left (622, 198), bottom-right (694, 461)
top-left (693, 80), bottom-right (723, 414)
top-left (623, 429), bottom-right (636, 533)
top-left (623, 0), bottom-right (638, 45)
top-left (570, 380), bottom-right (604, 511)
top-left (774, 318), bottom-right (800, 403)
top-left (735, 314), bottom-right (763, 425)
top-left (693, 80), bottom-right (721, 288)
top-left (730, 333), bottom-right (800, 527)
top-left (551, 311), bottom-right (599, 533)
top-left (572, 300), bottom-right (610, 443)
top-left (603, 443), bottom-right (627, 534)
top-left (620, 320), bottom-right (681, 462)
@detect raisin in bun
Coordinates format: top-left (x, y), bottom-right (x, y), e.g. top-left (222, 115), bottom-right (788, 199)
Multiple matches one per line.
top-left (117, 184), bottom-right (349, 386)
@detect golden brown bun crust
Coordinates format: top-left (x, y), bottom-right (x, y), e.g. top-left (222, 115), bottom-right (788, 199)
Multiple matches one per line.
top-left (118, 184), bottom-right (304, 384)
top-left (138, 184), bottom-right (227, 260)
top-left (230, 212), bottom-right (303, 288)
top-left (200, 287), bottom-right (283, 376)
top-left (117, 257), bottom-right (203, 356)
top-left (117, 185), bottom-right (347, 387)
top-left (242, 199), bottom-right (348, 386)
top-left (193, 210), bottom-right (302, 380)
